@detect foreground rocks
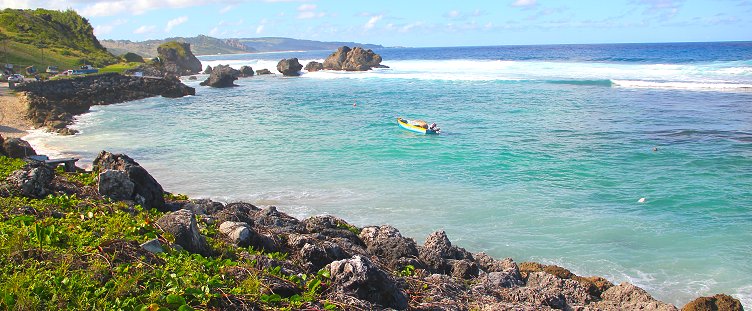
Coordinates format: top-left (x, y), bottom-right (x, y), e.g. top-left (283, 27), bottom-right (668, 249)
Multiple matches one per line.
top-left (323, 46), bottom-right (385, 71)
top-left (1, 152), bottom-right (745, 311)
top-left (0, 136), bottom-right (37, 158)
top-left (16, 73), bottom-right (195, 134)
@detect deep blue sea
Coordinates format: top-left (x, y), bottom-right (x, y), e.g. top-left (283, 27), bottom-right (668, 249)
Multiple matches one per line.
top-left (28, 42), bottom-right (752, 308)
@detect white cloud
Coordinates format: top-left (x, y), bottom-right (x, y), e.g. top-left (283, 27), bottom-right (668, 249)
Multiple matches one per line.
top-left (219, 5), bottom-right (233, 14)
top-left (94, 18), bottom-right (128, 36)
top-left (208, 26), bottom-right (220, 36)
top-left (297, 4), bottom-right (316, 11)
top-left (133, 25), bottom-right (157, 34)
top-left (165, 16), bottom-right (188, 32)
top-left (364, 15), bottom-right (383, 30)
top-left (511, 0), bottom-right (537, 8)
top-left (256, 25), bottom-right (265, 34)
top-left (447, 10), bottom-right (461, 18)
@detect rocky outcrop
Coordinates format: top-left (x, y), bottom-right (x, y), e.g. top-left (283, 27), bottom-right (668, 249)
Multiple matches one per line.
top-left (121, 52), bottom-right (145, 63)
top-left (200, 64), bottom-right (239, 87)
top-left (305, 61), bottom-right (323, 72)
top-left (419, 230), bottom-right (477, 277)
top-left (5, 161), bottom-right (54, 198)
top-left (97, 169), bottom-right (135, 201)
top-left (156, 41), bottom-right (202, 76)
top-left (276, 58), bottom-right (303, 76)
top-left (256, 69), bottom-right (272, 75)
top-left (359, 225), bottom-right (419, 270)
top-left (1, 137), bottom-right (37, 158)
top-left (17, 73), bottom-right (195, 134)
top-left (681, 294), bottom-right (744, 311)
top-left (219, 221), bottom-right (251, 246)
top-left (239, 65), bottom-right (254, 77)
top-left (203, 65), bottom-right (212, 74)
top-left (590, 282), bottom-right (679, 311)
top-left (93, 151), bottom-right (165, 210)
top-left (156, 209), bottom-right (212, 256)
top-left (323, 46), bottom-right (384, 71)
top-left (328, 255), bottom-right (408, 310)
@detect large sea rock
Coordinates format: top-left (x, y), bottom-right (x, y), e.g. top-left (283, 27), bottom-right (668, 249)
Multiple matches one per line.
top-left (157, 41), bottom-right (202, 76)
top-left (276, 58), bottom-right (303, 76)
top-left (323, 46), bottom-right (384, 71)
top-left (200, 64), bottom-right (240, 88)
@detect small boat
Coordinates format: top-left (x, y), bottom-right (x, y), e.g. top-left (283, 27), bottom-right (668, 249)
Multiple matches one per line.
top-left (397, 117), bottom-right (440, 134)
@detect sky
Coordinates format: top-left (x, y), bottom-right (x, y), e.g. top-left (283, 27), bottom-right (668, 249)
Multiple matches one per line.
top-left (1, 0), bottom-right (750, 47)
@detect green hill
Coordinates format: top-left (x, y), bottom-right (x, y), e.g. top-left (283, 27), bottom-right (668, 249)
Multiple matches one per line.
top-left (0, 8), bottom-right (118, 72)
top-left (101, 35), bottom-right (254, 58)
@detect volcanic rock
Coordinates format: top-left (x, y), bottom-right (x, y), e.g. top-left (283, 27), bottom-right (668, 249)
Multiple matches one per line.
top-left (156, 209), bottom-right (212, 256)
top-left (93, 151), bottom-right (165, 210)
top-left (305, 61), bottom-right (323, 72)
top-left (276, 58), bottom-right (303, 76)
top-left (200, 64), bottom-right (239, 87)
top-left (323, 46), bottom-right (383, 71)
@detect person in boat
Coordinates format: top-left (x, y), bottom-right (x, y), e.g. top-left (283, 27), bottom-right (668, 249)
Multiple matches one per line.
top-left (429, 122), bottom-right (439, 131)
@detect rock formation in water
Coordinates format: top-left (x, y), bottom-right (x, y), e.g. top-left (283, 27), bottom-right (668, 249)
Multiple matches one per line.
top-left (276, 58), bottom-right (303, 76)
top-left (323, 46), bottom-right (385, 71)
top-left (200, 64), bottom-right (240, 88)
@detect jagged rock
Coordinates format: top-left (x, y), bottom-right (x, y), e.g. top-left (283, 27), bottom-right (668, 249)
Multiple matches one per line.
top-left (214, 202), bottom-right (259, 224)
top-left (323, 46), bottom-right (383, 71)
top-left (305, 61), bottom-right (323, 72)
top-left (121, 52), bottom-right (145, 63)
top-left (254, 206), bottom-right (300, 233)
top-left (203, 65), bottom-right (212, 74)
top-left (681, 294), bottom-right (744, 311)
top-left (519, 261), bottom-right (614, 297)
top-left (302, 215), bottom-right (352, 233)
top-left (526, 272), bottom-right (593, 307)
top-left (93, 151), bottom-right (165, 210)
top-left (219, 221), bottom-right (251, 246)
top-left (418, 230), bottom-right (473, 274)
top-left (589, 282), bottom-right (678, 311)
top-left (359, 225), bottom-right (419, 269)
top-left (328, 255), bottom-right (408, 310)
top-left (239, 65), bottom-right (255, 77)
top-left (256, 69), bottom-right (272, 75)
top-left (298, 240), bottom-right (349, 273)
top-left (450, 259), bottom-right (480, 279)
top-left (5, 162), bottom-right (54, 198)
top-left (156, 209), bottom-right (212, 256)
top-left (200, 64), bottom-right (239, 87)
top-left (276, 58), bottom-right (303, 76)
top-left (140, 239), bottom-right (164, 253)
top-left (97, 169), bottom-right (135, 201)
top-left (182, 198), bottom-right (225, 215)
top-left (157, 41), bottom-right (202, 76)
top-left (2, 138), bottom-right (37, 159)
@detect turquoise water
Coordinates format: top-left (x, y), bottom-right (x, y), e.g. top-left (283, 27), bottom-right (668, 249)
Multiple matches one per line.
top-left (28, 44), bottom-right (752, 307)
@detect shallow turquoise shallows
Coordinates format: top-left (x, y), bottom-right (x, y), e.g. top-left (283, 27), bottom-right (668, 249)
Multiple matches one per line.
top-left (27, 43), bottom-right (752, 308)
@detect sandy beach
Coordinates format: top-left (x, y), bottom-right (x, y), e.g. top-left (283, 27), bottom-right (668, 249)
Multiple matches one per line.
top-left (0, 83), bottom-right (34, 139)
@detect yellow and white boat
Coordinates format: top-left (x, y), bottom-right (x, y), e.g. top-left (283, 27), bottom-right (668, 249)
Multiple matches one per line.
top-left (397, 118), bottom-right (440, 134)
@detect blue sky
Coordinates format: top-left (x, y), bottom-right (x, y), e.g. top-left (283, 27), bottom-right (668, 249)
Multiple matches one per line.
top-left (1, 0), bottom-right (750, 46)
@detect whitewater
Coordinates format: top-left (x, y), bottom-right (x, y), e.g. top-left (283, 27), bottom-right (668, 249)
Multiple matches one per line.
top-left (26, 42), bottom-right (752, 308)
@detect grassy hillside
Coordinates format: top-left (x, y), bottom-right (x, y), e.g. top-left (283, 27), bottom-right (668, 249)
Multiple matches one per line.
top-left (238, 37), bottom-right (384, 52)
top-left (101, 35), bottom-right (254, 58)
top-left (0, 8), bottom-right (118, 71)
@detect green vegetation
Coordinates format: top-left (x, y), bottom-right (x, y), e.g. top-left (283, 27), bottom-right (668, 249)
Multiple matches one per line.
top-left (121, 52), bottom-right (145, 63)
top-left (99, 62), bottom-right (142, 74)
top-left (0, 155), bottom-right (340, 310)
top-left (0, 8), bottom-right (118, 72)
top-left (158, 41), bottom-right (189, 58)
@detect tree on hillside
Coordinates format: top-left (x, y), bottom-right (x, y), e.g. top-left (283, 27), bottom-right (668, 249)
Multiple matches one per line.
top-left (0, 31), bottom-right (8, 66)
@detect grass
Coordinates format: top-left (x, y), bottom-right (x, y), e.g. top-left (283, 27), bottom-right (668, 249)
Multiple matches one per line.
top-left (99, 62), bottom-right (142, 74)
top-left (0, 155), bottom-right (340, 310)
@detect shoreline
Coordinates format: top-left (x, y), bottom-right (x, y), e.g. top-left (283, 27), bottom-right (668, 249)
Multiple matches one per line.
top-left (0, 83), bottom-right (35, 139)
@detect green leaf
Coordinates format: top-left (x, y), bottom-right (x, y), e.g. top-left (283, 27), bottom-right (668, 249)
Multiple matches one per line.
top-left (177, 305), bottom-right (194, 311)
top-left (166, 294), bottom-right (186, 306)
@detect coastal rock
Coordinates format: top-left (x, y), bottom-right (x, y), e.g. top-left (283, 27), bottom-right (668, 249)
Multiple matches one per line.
top-left (681, 294), bottom-right (744, 311)
top-left (418, 230), bottom-right (473, 274)
top-left (276, 58), bottom-right (303, 76)
top-left (97, 169), bottom-right (135, 201)
top-left (359, 225), bottom-right (419, 269)
top-left (305, 61), bottom-right (323, 72)
top-left (525, 272), bottom-right (593, 307)
top-left (156, 209), bottom-right (212, 256)
top-left (519, 261), bottom-right (614, 297)
top-left (254, 206), bottom-right (300, 234)
top-left (328, 255), bottom-right (408, 310)
top-left (590, 282), bottom-right (678, 311)
top-left (17, 73), bottom-right (195, 133)
top-left (323, 46), bottom-right (383, 71)
top-left (200, 64), bottom-right (239, 88)
top-left (2, 138), bottom-right (37, 159)
top-left (239, 65), bottom-right (255, 77)
top-left (302, 215), bottom-right (352, 233)
top-left (157, 41), bottom-right (202, 76)
top-left (93, 151), bottom-right (165, 210)
top-left (219, 221), bottom-right (251, 246)
top-left (121, 52), bottom-right (145, 63)
top-left (256, 69), bottom-right (273, 75)
top-left (6, 161), bottom-right (54, 198)
top-left (214, 202), bottom-right (259, 224)
top-left (203, 65), bottom-right (212, 74)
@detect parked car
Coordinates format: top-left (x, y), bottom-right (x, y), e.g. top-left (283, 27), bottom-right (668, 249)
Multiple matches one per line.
top-left (46, 66), bottom-right (59, 74)
top-left (8, 74), bottom-right (24, 83)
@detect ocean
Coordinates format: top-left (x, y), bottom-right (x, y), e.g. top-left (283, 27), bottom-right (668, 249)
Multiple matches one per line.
top-left (26, 42), bottom-right (752, 308)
